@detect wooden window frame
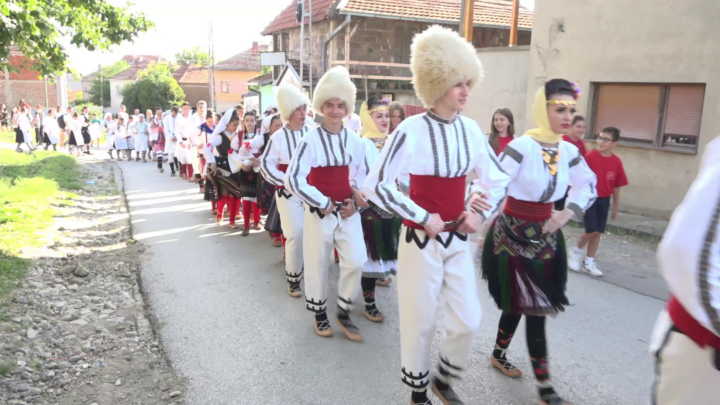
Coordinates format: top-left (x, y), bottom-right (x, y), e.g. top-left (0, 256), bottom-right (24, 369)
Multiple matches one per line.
top-left (588, 82), bottom-right (705, 155)
top-left (220, 81), bottom-right (230, 93)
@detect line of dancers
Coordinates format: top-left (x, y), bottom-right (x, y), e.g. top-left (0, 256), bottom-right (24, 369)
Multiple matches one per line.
top-left (147, 25), bottom-right (718, 405)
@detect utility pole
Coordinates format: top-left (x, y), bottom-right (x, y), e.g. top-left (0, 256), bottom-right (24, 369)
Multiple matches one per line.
top-left (308, 0), bottom-right (313, 99)
top-left (99, 63), bottom-right (103, 111)
top-left (459, 0), bottom-right (474, 42)
top-left (208, 22), bottom-right (213, 110)
top-left (509, 0), bottom-right (520, 46)
top-left (209, 22), bottom-right (217, 112)
top-left (299, 0), bottom-right (304, 91)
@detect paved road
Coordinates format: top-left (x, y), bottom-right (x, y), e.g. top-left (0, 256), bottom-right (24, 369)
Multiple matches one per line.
top-left (118, 159), bottom-right (665, 405)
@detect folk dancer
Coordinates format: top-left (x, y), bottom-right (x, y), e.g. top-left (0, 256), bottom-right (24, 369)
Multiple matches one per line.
top-left (80, 106), bottom-right (92, 155)
top-left (41, 109), bottom-right (60, 151)
top-left (113, 117), bottom-right (129, 160)
top-left (480, 79), bottom-right (597, 405)
top-left (198, 110), bottom-right (216, 205)
top-left (285, 66), bottom-right (367, 341)
top-left (104, 113), bottom-right (117, 159)
top-left (649, 135), bottom-right (720, 405)
top-left (68, 112), bottom-right (85, 157)
top-left (259, 83), bottom-right (312, 297)
top-left (163, 106), bottom-right (179, 176)
top-left (256, 115), bottom-right (284, 247)
top-left (150, 109), bottom-right (167, 172)
top-left (134, 115), bottom-right (150, 162)
top-left (363, 26), bottom-right (510, 405)
top-left (357, 96), bottom-right (400, 323)
top-left (205, 109), bottom-right (242, 228)
top-left (176, 102), bottom-right (198, 181)
top-left (233, 112), bottom-right (263, 235)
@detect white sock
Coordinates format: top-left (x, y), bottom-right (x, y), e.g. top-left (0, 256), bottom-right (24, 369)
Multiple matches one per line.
top-left (585, 257), bottom-right (594, 266)
top-left (572, 246), bottom-right (582, 255)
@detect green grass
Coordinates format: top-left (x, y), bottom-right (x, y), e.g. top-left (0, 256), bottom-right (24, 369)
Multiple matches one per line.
top-left (0, 150), bottom-right (82, 302)
top-left (0, 130), bottom-right (15, 143)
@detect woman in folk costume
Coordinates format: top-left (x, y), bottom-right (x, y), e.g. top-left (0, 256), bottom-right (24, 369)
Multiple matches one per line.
top-left (68, 112), bottom-right (85, 156)
top-left (479, 79), bottom-right (596, 405)
top-left (41, 108), bottom-right (60, 151)
top-left (649, 136), bottom-right (720, 405)
top-left (363, 26), bottom-right (510, 405)
top-left (204, 109), bottom-right (243, 228)
top-left (127, 115), bottom-right (137, 160)
top-left (104, 113), bottom-right (117, 159)
top-left (259, 83), bottom-right (313, 298)
top-left (285, 66), bottom-right (368, 341)
top-left (151, 109), bottom-right (166, 172)
top-left (357, 96), bottom-right (401, 323)
top-left (114, 116), bottom-right (130, 161)
top-left (14, 106), bottom-right (35, 152)
top-left (258, 115), bottom-right (284, 247)
top-left (198, 110), bottom-right (215, 200)
top-left (233, 112), bottom-right (263, 235)
top-left (134, 115), bottom-right (150, 162)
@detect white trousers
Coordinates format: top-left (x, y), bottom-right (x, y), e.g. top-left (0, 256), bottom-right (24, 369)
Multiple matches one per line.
top-left (397, 226), bottom-right (481, 390)
top-left (650, 310), bottom-right (720, 405)
top-left (276, 189), bottom-right (304, 284)
top-left (303, 206), bottom-right (366, 314)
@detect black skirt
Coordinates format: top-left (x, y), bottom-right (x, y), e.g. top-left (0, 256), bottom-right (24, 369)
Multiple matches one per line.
top-left (81, 127), bottom-right (91, 144)
top-left (264, 196), bottom-right (282, 234)
top-left (14, 127), bottom-right (24, 143)
top-left (257, 174), bottom-right (275, 215)
top-left (239, 169), bottom-right (258, 199)
top-left (69, 132), bottom-right (78, 146)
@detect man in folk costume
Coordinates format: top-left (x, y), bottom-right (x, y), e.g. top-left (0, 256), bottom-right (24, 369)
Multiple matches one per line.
top-left (80, 106), bottom-right (92, 155)
top-left (260, 84), bottom-right (311, 298)
top-left (284, 66), bottom-right (368, 341)
top-left (163, 105), bottom-right (179, 176)
top-left (363, 26), bottom-right (510, 405)
top-left (204, 109), bottom-right (243, 228)
top-left (649, 135), bottom-right (720, 405)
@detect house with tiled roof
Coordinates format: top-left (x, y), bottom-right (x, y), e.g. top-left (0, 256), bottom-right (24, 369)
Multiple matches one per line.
top-left (214, 42), bottom-right (270, 112)
top-left (260, 0), bottom-right (533, 109)
top-left (177, 64), bottom-right (210, 107)
top-left (106, 55), bottom-right (167, 111)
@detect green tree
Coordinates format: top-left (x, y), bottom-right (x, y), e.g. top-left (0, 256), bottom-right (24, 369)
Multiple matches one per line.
top-left (121, 63), bottom-right (185, 112)
top-left (0, 0), bottom-right (154, 76)
top-left (86, 60), bottom-right (130, 106)
top-left (174, 47), bottom-right (209, 64)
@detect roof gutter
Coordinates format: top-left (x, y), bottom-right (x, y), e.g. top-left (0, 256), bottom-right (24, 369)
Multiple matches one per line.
top-left (336, 10), bottom-right (532, 31)
top-left (322, 14), bottom-right (352, 75)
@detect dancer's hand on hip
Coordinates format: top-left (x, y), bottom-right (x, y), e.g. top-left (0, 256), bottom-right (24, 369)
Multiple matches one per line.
top-left (424, 213), bottom-right (444, 239)
top-left (322, 201), bottom-right (337, 217)
top-left (351, 187), bottom-right (369, 208)
top-left (208, 163), bottom-right (218, 176)
top-left (249, 157), bottom-right (260, 168)
top-left (542, 208), bottom-right (574, 234)
top-left (457, 211), bottom-right (483, 234)
top-left (241, 164), bottom-right (251, 172)
top-left (339, 199), bottom-right (356, 218)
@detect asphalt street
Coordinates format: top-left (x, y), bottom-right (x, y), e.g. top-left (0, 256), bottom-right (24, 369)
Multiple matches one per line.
top-left (118, 159), bottom-right (665, 405)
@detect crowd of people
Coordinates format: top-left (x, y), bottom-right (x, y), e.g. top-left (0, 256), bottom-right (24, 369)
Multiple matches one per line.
top-left (5, 24), bottom-right (716, 405)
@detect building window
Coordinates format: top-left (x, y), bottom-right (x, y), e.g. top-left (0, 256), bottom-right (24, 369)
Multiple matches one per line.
top-left (590, 83), bottom-right (705, 153)
top-left (116, 85), bottom-right (122, 95)
top-left (221, 81), bottom-right (230, 93)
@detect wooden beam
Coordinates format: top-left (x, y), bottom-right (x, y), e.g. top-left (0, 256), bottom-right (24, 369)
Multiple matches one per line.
top-left (349, 75), bottom-right (413, 81)
top-left (330, 60), bottom-right (411, 68)
top-left (461, 0), bottom-right (474, 42)
top-left (344, 23), bottom-right (350, 68)
top-left (509, 0), bottom-right (520, 46)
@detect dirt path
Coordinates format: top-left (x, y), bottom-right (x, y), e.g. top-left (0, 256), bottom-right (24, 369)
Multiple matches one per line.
top-left (0, 156), bottom-right (186, 405)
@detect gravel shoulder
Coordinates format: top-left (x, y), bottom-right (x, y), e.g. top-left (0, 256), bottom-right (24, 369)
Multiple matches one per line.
top-left (0, 155), bottom-right (186, 405)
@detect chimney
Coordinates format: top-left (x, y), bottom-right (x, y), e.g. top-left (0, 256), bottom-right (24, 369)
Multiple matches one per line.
top-left (252, 41), bottom-right (259, 54)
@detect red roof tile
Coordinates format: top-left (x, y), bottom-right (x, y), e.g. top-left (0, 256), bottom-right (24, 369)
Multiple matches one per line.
top-left (261, 0), bottom-right (532, 35)
top-left (339, 0), bottom-right (533, 29)
top-left (214, 43), bottom-right (270, 71)
top-left (179, 65), bottom-right (210, 85)
top-left (261, 0), bottom-right (336, 36)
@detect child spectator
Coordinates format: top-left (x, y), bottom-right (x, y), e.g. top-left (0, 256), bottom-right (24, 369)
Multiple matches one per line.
top-left (568, 126), bottom-right (629, 276)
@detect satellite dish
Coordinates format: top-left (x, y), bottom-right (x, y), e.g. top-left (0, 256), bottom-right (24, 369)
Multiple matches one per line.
top-left (296, 1), bottom-right (303, 23)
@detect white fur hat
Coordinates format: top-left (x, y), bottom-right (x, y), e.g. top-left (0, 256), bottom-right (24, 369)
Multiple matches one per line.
top-left (411, 25), bottom-right (484, 108)
top-left (312, 66), bottom-right (356, 116)
top-left (277, 83), bottom-right (309, 122)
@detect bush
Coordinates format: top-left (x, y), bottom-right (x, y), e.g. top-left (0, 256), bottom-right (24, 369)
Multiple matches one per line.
top-left (121, 63), bottom-right (185, 112)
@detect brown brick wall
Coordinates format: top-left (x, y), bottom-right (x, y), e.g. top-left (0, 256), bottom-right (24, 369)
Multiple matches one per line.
top-left (2, 54), bottom-right (59, 108)
top-left (181, 84), bottom-right (210, 108)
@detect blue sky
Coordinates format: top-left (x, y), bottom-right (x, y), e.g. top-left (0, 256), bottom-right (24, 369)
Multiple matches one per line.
top-left (64, 0), bottom-right (535, 75)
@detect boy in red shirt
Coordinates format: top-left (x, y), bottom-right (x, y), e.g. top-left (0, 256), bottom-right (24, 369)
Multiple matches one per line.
top-left (568, 126), bottom-right (628, 276)
top-left (554, 116), bottom-right (587, 210)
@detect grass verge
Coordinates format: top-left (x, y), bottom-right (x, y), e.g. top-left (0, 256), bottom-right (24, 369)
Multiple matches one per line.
top-left (0, 150), bottom-right (82, 302)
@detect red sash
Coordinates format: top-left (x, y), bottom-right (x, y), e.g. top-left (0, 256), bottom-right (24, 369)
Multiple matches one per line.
top-left (504, 197), bottom-right (553, 222)
top-left (668, 295), bottom-right (720, 351)
top-left (276, 164), bottom-right (289, 190)
top-left (403, 175), bottom-right (466, 230)
top-left (308, 166), bottom-right (352, 202)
